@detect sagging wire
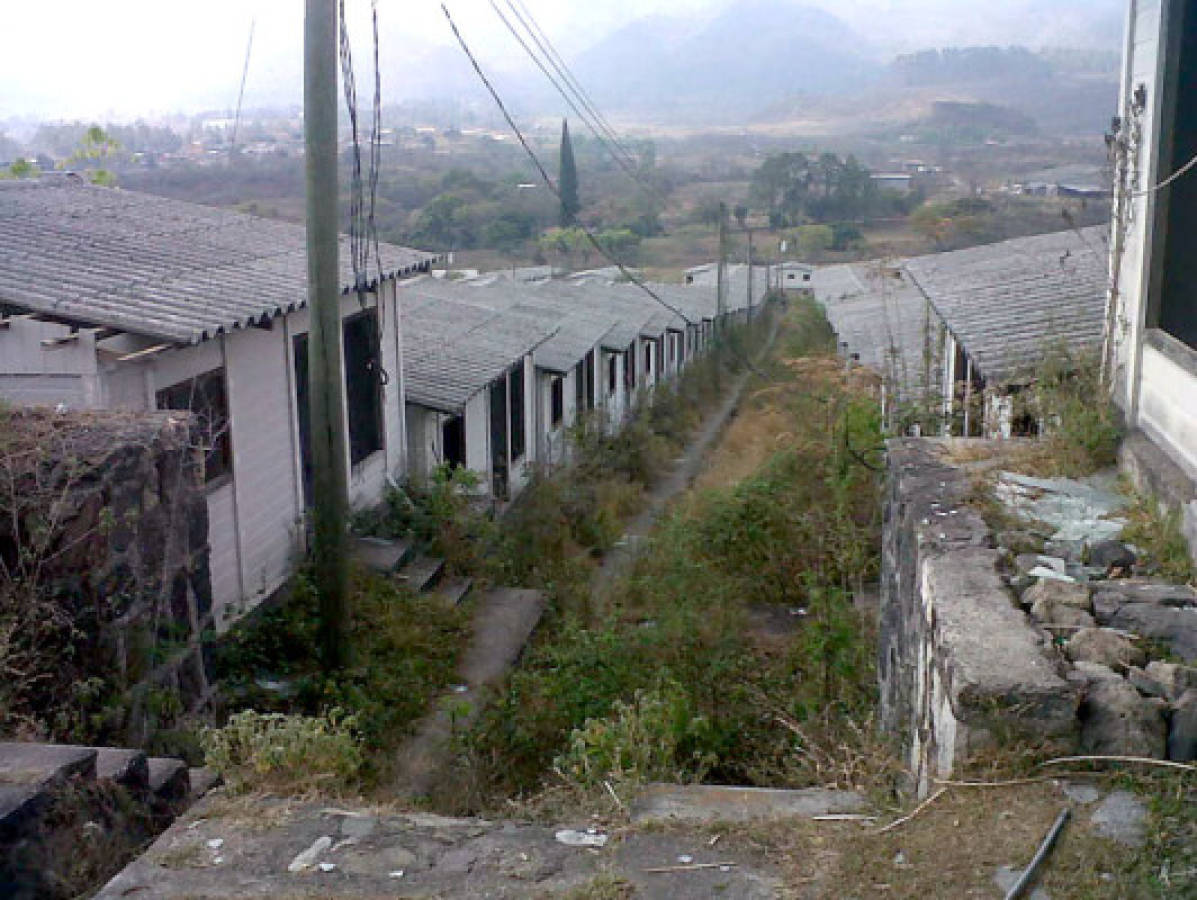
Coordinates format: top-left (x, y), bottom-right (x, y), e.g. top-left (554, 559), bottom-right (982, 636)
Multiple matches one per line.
top-left (339, 0), bottom-right (390, 386)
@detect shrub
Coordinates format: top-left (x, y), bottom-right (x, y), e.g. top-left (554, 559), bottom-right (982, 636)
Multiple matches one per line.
top-left (1030, 347), bottom-right (1123, 475)
top-left (200, 709), bottom-right (362, 795)
top-left (554, 682), bottom-right (716, 791)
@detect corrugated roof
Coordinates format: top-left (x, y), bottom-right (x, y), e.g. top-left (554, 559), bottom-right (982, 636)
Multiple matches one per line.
top-left (399, 281), bottom-right (557, 412)
top-left (812, 261), bottom-right (931, 404)
top-left (904, 226), bottom-right (1108, 384)
top-left (0, 177), bottom-right (439, 344)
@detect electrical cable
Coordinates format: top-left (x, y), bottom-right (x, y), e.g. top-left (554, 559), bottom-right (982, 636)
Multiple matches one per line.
top-left (503, 0), bottom-right (639, 167)
top-left (1133, 148), bottom-right (1197, 197)
top-left (487, 0), bottom-right (666, 204)
top-left (229, 19), bottom-right (255, 159)
top-left (441, 3), bottom-right (694, 326)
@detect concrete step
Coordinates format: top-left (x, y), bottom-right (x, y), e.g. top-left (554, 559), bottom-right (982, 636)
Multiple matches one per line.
top-left (188, 767), bottom-right (222, 801)
top-left (353, 536), bottom-right (415, 574)
top-left (630, 783), bottom-right (868, 825)
top-left (395, 554), bottom-right (445, 593)
top-left (0, 742), bottom-right (96, 787)
top-left (94, 748), bottom-right (149, 789)
top-left (433, 576), bottom-right (474, 609)
top-left (146, 758), bottom-right (189, 801)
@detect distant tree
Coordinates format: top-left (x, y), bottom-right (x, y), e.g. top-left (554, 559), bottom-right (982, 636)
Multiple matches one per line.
top-left (3, 157), bottom-right (39, 179)
top-left (733, 203), bottom-right (749, 229)
top-left (64, 125), bottom-right (122, 186)
top-left (558, 119), bottom-right (580, 227)
top-left (748, 152), bottom-right (812, 228)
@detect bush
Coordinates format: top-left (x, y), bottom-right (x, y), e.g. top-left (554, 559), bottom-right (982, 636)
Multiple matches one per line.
top-left (1027, 347), bottom-right (1123, 476)
top-left (200, 709), bottom-right (362, 795)
top-left (554, 682), bottom-right (716, 791)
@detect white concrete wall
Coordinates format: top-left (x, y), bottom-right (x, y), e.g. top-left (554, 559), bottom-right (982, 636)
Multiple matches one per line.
top-left (0, 280), bottom-right (412, 628)
top-left (1110, 0), bottom-right (1197, 485)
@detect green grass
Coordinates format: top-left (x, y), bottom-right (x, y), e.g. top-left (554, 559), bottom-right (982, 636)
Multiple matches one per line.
top-left (451, 299), bottom-right (887, 812)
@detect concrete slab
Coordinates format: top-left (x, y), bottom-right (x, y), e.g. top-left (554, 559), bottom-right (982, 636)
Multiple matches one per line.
top-left (0, 783), bottom-right (43, 836)
top-left (147, 758), bottom-right (189, 800)
top-left (433, 576), bottom-right (474, 609)
top-left (353, 536), bottom-right (413, 573)
top-left (394, 554), bottom-right (444, 593)
top-left (0, 742), bottom-right (96, 786)
top-left (94, 748), bottom-right (149, 788)
top-left (631, 783), bottom-right (867, 824)
top-left (97, 797), bottom-right (784, 900)
top-left (1090, 790), bottom-right (1148, 846)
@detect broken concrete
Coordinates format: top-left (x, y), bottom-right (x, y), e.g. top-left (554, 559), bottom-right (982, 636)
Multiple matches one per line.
top-left (1091, 581), bottom-right (1197, 662)
top-left (1022, 579), bottom-right (1092, 612)
top-left (1089, 790), bottom-right (1149, 847)
top-left (630, 783), bottom-right (866, 825)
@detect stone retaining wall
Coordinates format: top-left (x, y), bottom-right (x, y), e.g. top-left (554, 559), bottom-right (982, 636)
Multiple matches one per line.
top-left (880, 439), bottom-right (1079, 796)
top-left (0, 409), bottom-right (212, 745)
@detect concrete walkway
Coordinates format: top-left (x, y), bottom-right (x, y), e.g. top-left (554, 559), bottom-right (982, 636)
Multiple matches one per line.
top-left (390, 587), bottom-right (545, 801)
top-left (596, 313), bottom-right (781, 588)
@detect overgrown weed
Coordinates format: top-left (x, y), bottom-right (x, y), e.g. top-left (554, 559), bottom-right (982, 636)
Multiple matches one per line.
top-left (1121, 492), bottom-right (1197, 584)
top-left (453, 298), bottom-right (893, 815)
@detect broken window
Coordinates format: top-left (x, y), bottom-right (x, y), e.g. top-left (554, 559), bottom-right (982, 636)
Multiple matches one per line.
top-left (625, 345), bottom-right (636, 390)
top-left (509, 359), bottom-right (526, 460)
top-left (551, 375), bottom-right (564, 428)
top-left (607, 354), bottom-right (618, 395)
top-left (644, 342), bottom-right (653, 376)
top-left (156, 368), bottom-right (232, 484)
top-left (343, 310), bottom-right (384, 466)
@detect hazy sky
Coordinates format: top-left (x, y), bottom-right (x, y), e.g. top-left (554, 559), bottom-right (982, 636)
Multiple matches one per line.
top-left (0, 0), bottom-right (1124, 122)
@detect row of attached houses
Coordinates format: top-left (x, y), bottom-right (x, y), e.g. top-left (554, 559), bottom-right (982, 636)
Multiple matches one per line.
top-left (0, 176), bottom-right (755, 626)
top-left (812, 226), bottom-right (1109, 437)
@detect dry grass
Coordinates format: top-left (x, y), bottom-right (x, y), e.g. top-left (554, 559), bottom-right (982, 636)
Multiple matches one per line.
top-left (743, 780), bottom-right (1171, 899)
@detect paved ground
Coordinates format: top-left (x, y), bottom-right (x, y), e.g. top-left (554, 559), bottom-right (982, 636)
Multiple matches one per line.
top-left (96, 796), bottom-right (787, 899)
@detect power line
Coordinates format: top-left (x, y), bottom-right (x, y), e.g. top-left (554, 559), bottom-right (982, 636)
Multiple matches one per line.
top-left (440, 3), bottom-right (694, 326)
top-left (229, 19), bottom-right (255, 159)
top-left (505, 0), bottom-right (637, 165)
top-left (487, 0), bottom-right (666, 204)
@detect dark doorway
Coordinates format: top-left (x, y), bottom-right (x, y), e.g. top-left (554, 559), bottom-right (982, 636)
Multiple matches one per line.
top-left (509, 360), bottom-right (526, 461)
top-left (343, 311), bottom-right (384, 465)
top-left (489, 377), bottom-right (509, 499)
top-left (442, 415), bottom-right (466, 470)
top-left (293, 334), bottom-right (312, 504)
top-left (584, 350), bottom-right (596, 409)
top-left (551, 376), bottom-right (564, 427)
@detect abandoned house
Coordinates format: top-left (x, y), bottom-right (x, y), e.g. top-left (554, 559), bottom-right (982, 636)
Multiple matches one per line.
top-left (1107, 0), bottom-right (1197, 558)
top-left (0, 177), bottom-right (438, 624)
top-left (903, 225), bottom-right (1109, 437)
top-left (812, 227), bottom-right (1108, 437)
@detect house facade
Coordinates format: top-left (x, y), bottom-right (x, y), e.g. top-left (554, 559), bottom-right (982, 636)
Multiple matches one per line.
top-left (1108, 0), bottom-right (1197, 557)
top-left (0, 177), bottom-right (436, 625)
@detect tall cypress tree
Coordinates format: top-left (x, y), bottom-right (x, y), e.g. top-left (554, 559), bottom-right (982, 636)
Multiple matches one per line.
top-left (558, 119), bottom-right (580, 227)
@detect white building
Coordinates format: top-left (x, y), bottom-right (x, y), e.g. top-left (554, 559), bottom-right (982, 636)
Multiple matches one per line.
top-left (0, 177), bottom-right (437, 625)
top-left (1107, 0), bottom-right (1197, 558)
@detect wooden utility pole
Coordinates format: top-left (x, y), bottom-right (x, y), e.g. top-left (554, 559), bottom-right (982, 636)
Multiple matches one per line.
top-left (305, 0), bottom-right (350, 669)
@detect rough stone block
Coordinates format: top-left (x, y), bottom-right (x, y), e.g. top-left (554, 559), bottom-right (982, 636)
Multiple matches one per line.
top-left (94, 748), bottom-right (149, 788)
top-left (1023, 579), bottom-right (1092, 612)
top-left (1079, 676), bottom-right (1167, 758)
top-left (1030, 597), bottom-right (1095, 629)
top-left (1066, 628), bottom-right (1147, 671)
top-left (1168, 690), bottom-right (1197, 762)
top-left (1091, 582), bottom-right (1197, 662)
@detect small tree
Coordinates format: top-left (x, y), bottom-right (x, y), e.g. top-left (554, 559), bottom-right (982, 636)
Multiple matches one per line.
top-left (558, 119), bottom-right (581, 227)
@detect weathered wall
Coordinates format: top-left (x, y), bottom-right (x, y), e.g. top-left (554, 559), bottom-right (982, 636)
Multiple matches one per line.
top-left (0, 409), bottom-right (212, 745)
top-left (880, 439), bottom-right (1079, 796)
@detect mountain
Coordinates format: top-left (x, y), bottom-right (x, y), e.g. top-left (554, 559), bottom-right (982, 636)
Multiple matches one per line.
top-left (570, 0), bottom-right (882, 124)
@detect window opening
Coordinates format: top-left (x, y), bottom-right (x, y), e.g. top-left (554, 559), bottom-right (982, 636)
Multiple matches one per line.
top-left (157, 368), bottom-right (232, 484)
top-left (343, 310), bottom-right (383, 465)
